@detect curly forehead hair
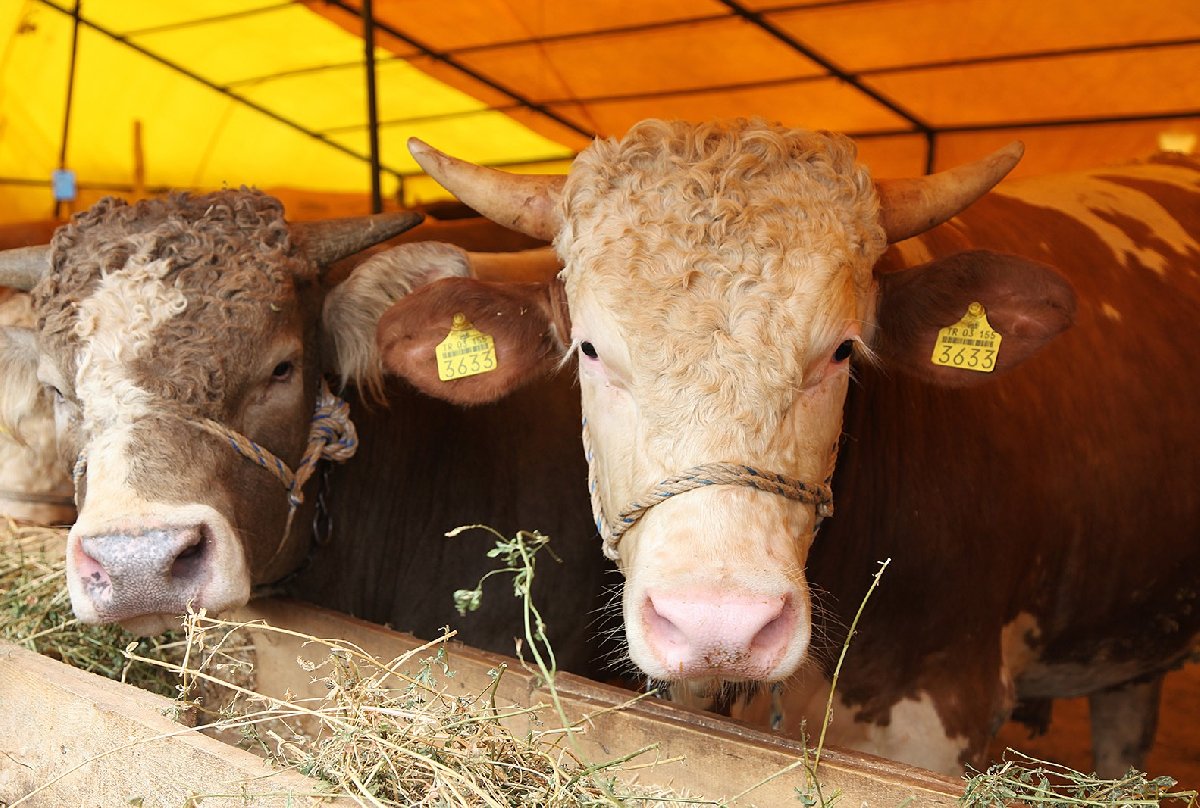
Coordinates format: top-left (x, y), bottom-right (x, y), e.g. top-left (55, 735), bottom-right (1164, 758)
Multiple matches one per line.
top-left (559, 117), bottom-right (882, 262)
top-left (34, 190), bottom-right (309, 342)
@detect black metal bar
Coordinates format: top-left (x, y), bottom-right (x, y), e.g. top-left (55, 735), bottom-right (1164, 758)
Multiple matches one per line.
top-left (854, 36), bottom-right (1200, 79)
top-left (716, 0), bottom-right (933, 139)
top-left (119, 1), bottom-right (294, 37)
top-left (54, 0), bottom-right (82, 218)
top-left (362, 0), bottom-right (383, 213)
top-left (320, 0), bottom-right (594, 140)
top-left (837, 108), bottom-right (1200, 142)
top-left (445, 14), bottom-right (729, 57)
top-left (33, 0), bottom-right (407, 177)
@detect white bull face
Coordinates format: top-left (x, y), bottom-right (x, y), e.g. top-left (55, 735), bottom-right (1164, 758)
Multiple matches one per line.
top-left (558, 140), bottom-right (883, 682)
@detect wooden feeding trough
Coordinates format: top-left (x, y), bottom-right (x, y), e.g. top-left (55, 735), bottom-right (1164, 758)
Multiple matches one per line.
top-left (0, 598), bottom-right (963, 806)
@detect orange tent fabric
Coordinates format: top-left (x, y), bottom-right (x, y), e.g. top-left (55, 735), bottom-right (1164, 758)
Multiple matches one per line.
top-left (2, 0), bottom-right (1197, 222)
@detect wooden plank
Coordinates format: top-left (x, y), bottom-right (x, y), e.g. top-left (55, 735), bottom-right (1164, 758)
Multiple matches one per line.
top-left (236, 598), bottom-right (964, 807)
top-left (0, 641), bottom-right (346, 807)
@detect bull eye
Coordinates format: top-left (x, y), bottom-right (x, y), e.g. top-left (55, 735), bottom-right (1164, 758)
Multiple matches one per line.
top-left (270, 361), bottom-right (295, 382)
top-left (580, 341), bottom-right (599, 360)
top-left (832, 339), bottom-right (855, 363)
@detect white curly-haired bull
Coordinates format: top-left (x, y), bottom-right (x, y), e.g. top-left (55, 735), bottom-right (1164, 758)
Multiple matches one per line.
top-left (378, 118), bottom-right (1200, 775)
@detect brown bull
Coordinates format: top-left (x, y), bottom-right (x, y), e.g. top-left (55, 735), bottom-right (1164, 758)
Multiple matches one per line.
top-left (0, 191), bottom-right (608, 677)
top-left (376, 118), bottom-right (1200, 775)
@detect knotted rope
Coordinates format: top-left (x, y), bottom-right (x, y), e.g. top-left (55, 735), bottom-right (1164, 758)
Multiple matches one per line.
top-left (582, 417), bottom-right (836, 561)
top-left (190, 380), bottom-right (357, 510)
top-left (188, 379), bottom-right (357, 547)
top-left (71, 379), bottom-right (358, 566)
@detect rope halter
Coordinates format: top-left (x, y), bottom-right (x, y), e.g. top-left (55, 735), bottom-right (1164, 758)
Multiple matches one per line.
top-left (71, 378), bottom-right (358, 567)
top-left (188, 378), bottom-right (358, 548)
top-left (583, 417), bottom-right (836, 561)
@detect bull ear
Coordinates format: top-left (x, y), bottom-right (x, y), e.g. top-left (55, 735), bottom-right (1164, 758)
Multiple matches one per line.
top-left (873, 250), bottom-right (1076, 386)
top-left (377, 277), bottom-right (569, 405)
top-left (0, 325), bottom-right (45, 440)
top-left (321, 242), bottom-right (472, 400)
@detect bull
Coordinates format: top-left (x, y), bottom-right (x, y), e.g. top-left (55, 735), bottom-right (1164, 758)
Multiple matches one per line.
top-left (0, 190), bottom-right (607, 675)
top-left (377, 118), bottom-right (1200, 775)
top-left (0, 288), bottom-right (75, 523)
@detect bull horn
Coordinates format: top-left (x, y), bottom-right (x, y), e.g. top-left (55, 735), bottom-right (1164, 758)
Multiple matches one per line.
top-left (408, 138), bottom-right (564, 242)
top-left (295, 210), bottom-right (426, 268)
top-left (0, 245), bottom-right (52, 291)
top-left (876, 141), bottom-right (1024, 244)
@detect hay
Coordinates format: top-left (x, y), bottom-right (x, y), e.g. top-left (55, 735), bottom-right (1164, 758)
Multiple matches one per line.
top-left (961, 750), bottom-right (1198, 807)
top-left (126, 610), bottom-right (693, 807)
top-left (0, 517), bottom-right (187, 697)
top-left (8, 516), bottom-right (1192, 807)
top-left (0, 518), bottom-right (693, 806)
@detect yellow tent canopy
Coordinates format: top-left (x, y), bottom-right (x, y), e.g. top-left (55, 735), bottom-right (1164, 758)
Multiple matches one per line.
top-left (2, 0), bottom-right (1197, 222)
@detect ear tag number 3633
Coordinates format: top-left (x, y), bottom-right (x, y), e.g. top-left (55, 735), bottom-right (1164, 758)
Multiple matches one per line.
top-left (931, 301), bottom-right (1002, 373)
top-left (436, 313), bottom-right (498, 381)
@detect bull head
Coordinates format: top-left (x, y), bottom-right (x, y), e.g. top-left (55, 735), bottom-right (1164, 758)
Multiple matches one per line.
top-left (0, 192), bottom-right (432, 634)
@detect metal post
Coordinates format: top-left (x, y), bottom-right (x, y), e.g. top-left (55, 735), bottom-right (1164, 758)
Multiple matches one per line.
top-left (55, 0), bottom-right (83, 218)
top-left (362, 0), bottom-right (383, 213)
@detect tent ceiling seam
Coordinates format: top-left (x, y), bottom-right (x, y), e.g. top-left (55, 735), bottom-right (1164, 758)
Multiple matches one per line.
top-left (116, 2), bottom-right (294, 38)
top-left (320, 0), bottom-right (596, 141)
top-left (717, 0), bottom-right (931, 134)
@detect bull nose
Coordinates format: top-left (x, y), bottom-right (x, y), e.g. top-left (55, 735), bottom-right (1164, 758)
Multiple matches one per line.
top-left (641, 590), bottom-right (796, 679)
top-left (75, 526), bottom-right (211, 625)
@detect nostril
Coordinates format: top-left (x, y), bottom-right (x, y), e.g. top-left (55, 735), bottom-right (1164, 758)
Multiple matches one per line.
top-left (169, 528), bottom-right (208, 583)
top-left (749, 595), bottom-right (794, 655)
top-left (643, 595), bottom-right (688, 651)
top-left (73, 541), bottom-right (113, 604)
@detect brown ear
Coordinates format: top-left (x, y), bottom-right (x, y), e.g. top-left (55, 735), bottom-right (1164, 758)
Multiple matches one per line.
top-left (377, 277), bottom-right (570, 405)
top-left (874, 250), bottom-right (1076, 386)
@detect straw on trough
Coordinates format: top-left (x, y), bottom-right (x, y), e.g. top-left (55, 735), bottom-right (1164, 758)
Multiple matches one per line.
top-left (6, 517), bottom-right (1190, 807)
top-left (0, 517), bottom-right (692, 806)
top-left (125, 610), bottom-right (692, 807)
top-left (961, 749), bottom-right (1198, 807)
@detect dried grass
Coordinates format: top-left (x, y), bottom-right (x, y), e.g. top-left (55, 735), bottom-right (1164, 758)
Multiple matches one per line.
top-left (0, 518), bottom-right (695, 806)
top-left (962, 749), bottom-right (1198, 807)
top-left (126, 610), bottom-right (695, 807)
top-left (0, 517), bottom-right (187, 696)
top-left (5, 516), bottom-right (1193, 807)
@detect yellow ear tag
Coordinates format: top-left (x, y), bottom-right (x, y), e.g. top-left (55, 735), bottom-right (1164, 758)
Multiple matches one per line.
top-left (931, 301), bottom-right (1002, 373)
top-left (436, 313), bottom-right (498, 381)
